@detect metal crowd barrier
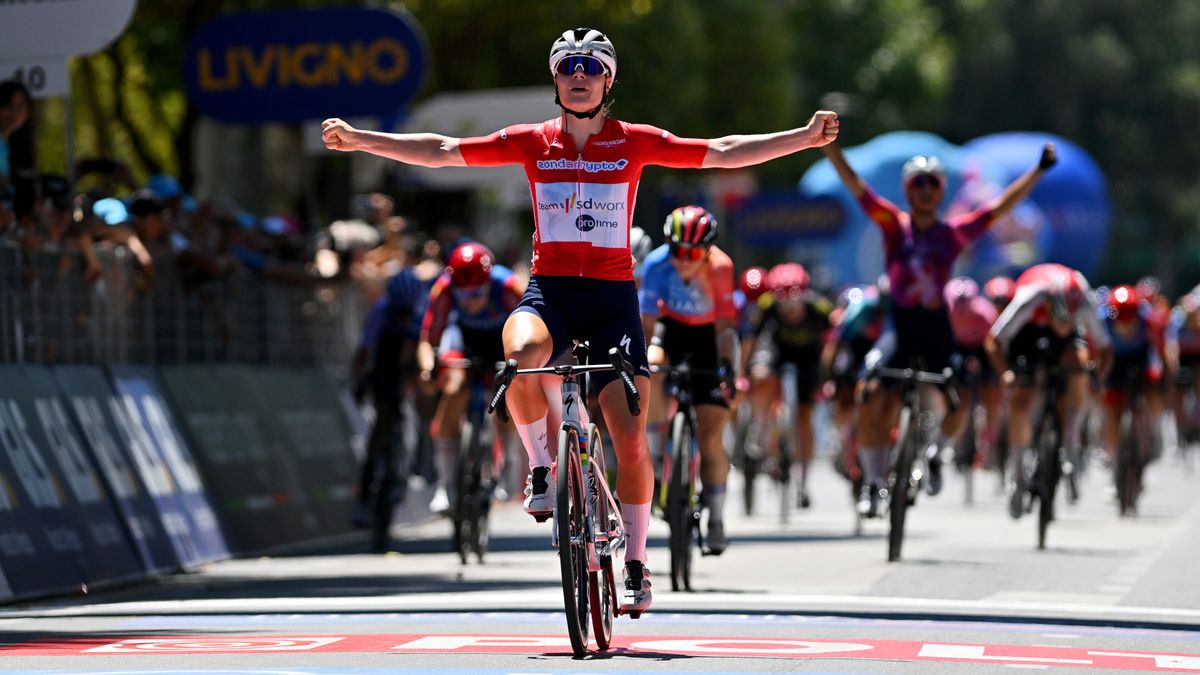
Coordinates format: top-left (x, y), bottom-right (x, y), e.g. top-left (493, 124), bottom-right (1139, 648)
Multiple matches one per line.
top-left (0, 238), bottom-right (368, 369)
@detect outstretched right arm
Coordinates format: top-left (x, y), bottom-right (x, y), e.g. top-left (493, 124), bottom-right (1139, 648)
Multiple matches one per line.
top-left (322, 118), bottom-right (467, 168)
top-left (821, 142), bottom-right (868, 200)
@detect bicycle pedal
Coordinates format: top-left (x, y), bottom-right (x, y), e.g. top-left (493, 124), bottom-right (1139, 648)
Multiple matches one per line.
top-left (533, 512), bottom-right (552, 523)
top-left (627, 611), bottom-right (642, 619)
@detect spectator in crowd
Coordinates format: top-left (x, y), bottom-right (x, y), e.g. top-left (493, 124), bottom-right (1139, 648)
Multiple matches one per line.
top-left (39, 174), bottom-right (103, 285)
top-left (0, 80), bottom-right (31, 186)
top-left (0, 183), bottom-right (14, 236)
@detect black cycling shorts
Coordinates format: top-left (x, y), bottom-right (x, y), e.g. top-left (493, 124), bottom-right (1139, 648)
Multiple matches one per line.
top-left (1008, 323), bottom-right (1085, 379)
top-left (749, 341), bottom-right (821, 405)
top-left (885, 304), bottom-right (956, 372)
top-left (513, 274), bottom-right (649, 394)
top-left (652, 317), bottom-right (728, 409)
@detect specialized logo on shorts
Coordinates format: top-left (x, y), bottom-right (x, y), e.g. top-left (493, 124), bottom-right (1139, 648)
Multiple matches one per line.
top-left (536, 158), bottom-right (629, 172)
top-left (620, 334), bottom-right (632, 355)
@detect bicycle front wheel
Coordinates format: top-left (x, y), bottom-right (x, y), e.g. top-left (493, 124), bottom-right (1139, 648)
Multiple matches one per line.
top-left (887, 406), bottom-right (915, 562)
top-left (1035, 409), bottom-right (1061, 550)
top-left (585, 424), bottom-right (615, 651)
top-left (667, 411), bottom-right (694, 592)
top-left (557, 426), bottom-right (590, 656)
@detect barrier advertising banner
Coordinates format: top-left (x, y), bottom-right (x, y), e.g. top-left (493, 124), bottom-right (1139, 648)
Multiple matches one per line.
top-left (107, 367), bottom-right (228, 566)
top-left (18, 367), bottom-right (145, 582)
top-left (159, 365), bottom-right (320, 553)
top-left (226, 368), bottom-right (358, 537)
top-left (0, 365), bottom-right (100, 595)
top-left (53, 366), bottom-right (178, 574)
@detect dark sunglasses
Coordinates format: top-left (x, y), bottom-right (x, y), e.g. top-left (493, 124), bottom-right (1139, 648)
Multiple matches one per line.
top-left (908, 174), bottom-right (943, 189)
top-left (555, 55), bottom-right (607, 77)
top-left (452, 285), bottom-right (489, 303)
top-left (669, 243), bottom-right (707, 262)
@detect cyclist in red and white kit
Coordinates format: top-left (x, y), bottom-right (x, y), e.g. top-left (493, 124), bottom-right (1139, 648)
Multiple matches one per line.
top-left (323, 27), bottom-right (839, 613)
top-left (984, 263), bottom-right (1113, 518)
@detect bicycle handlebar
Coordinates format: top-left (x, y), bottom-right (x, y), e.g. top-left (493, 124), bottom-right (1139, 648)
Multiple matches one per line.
top-left (874, 366), bottom-right (961, 410)
top-left (487, 347), bottom-right (642, 420)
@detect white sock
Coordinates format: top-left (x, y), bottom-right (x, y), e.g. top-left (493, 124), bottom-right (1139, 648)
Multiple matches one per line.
top-left (621, 501), bottom-right (651, 563)
top-left (860, 446), bottom-right (887, 486)
top-left (516, 416), bottom-right (552, 469)
top-left (702, 484), bottom-right (726, 524)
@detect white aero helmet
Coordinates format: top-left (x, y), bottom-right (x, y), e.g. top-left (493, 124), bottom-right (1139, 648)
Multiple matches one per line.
top-left (549, 28), bottom-right (617, 80)
top-left (901, 155), bottom-right (946, 186)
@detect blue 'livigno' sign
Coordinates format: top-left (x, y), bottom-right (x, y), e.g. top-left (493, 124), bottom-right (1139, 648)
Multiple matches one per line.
top-left (185, 7), bottom-right (427, 124)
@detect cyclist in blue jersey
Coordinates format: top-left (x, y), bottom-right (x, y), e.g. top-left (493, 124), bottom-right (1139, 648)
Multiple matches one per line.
top-left (640, 206), bottom-right (738, 554)
top-left (1098, 285), bottom-right (1165, 466)
top-left (352, 267), bottom-right (434, 527)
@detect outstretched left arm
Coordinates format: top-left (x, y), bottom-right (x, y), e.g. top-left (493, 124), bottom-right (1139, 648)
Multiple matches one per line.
top-left (986, 143), bottom-right (1057, 219)
top-left (702, 111), bottom-right (840, 169)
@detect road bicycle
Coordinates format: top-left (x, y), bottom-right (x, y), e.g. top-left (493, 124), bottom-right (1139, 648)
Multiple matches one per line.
top-left (873, 362), bottom-right (957, 562)
top-left (440, 357), bottom-right (502, 565)
top-left (490, 342), bottom-right (640, 656)
top-left (652, 360), bottom-right (727, 591)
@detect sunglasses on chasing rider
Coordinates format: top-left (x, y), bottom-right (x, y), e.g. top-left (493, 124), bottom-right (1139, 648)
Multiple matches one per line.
top-left (907, 174), bottom-right (943, 190)
top-left (669, 242), bottom-right (708, 262)
top-left (452, 285), bottom-right (489, 303)
top-left (555, 55), bottom-right (608, 77)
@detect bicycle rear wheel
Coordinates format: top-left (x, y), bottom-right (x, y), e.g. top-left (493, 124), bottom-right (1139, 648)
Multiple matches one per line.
top-left (585, 425), bottom-right (615, 651)
top-left (557, 426), bottom-right (590, 656)
top-left (887, 406), bottom-right (915, 562)
top-left (453, 422), bottom-right (479, 564)
top-left (1034, 409), bottom-right (1061, 550)
top-left (667, 412), bottom-right (694, 592)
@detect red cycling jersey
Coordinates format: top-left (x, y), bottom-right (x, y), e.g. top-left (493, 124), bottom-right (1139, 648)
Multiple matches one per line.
top-left (459, 117), bottom-right (708, 281)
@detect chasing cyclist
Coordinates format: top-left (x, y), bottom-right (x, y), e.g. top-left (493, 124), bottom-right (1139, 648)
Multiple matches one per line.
top-left (1166, 292), bottom-right (1200, 455)
top-left (984, 263), bottom-right (1113, 518)
top-left (743, 262), bottom-right (832, 509)
top-left (323, 26), bottom-right (839, 613)
top-left (822, 141), bottom-right (1057, 517)
top-left (417, 242), bottom-right (524, 514)
top-left (1097, 284), bottom-right (1165, 477)
top-left (945, 277), bottom-right (1002, 476)
top-left (640, 205), bottom-right (737, 554)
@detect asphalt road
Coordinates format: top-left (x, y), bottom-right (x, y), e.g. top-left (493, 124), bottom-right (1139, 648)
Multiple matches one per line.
top-left (2, 446), bottom-right (1200, 674)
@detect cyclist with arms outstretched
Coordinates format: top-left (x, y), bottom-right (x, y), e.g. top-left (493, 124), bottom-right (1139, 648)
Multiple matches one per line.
top-left (323, 27), bottom-right (839, 613)
top-left (822, 141), bottom-right (1057, 517)
top-left (640, 206), bottom-right (737, 554)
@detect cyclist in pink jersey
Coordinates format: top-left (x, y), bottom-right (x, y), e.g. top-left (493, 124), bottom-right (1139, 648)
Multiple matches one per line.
top-left (945, 277), bottom-right (1003, 474)
top-left (323, 27), bottom-right (838, 613)
top-left (822, 141), bottom-right (1055, 516)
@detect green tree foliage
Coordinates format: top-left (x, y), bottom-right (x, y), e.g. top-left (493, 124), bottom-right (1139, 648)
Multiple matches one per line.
top-left (938, 0), bottom-right (1200, 289)
top-left (30, 0), bottom-right (1199, 288)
